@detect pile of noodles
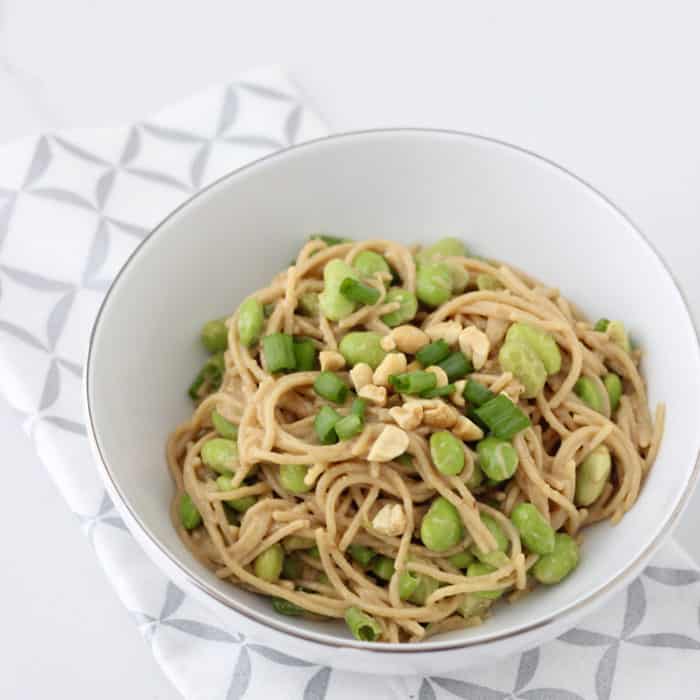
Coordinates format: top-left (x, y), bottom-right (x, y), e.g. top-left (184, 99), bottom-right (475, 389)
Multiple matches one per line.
top-left (167, 238), bottom-right (664, 643)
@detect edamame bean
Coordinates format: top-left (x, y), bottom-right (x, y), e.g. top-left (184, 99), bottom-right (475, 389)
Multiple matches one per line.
top-left (477, 437), bottom-right (518, 482)
top-left (505, 323), bottom-right (561, 374)
top-left (347, 544), bottom-right (376, 567)
top-left (319, 259), bottom-right (358, 321)
top-left (353, 250), bottom-right (391, 279)
top-left (211, 410), bottom-right (238, 439)
top-left (254, 543), bottom-right (284, 582)
top-left (279, 463), bottom-right (312, 494)
top-left (430, 430), bottom-right (465, 476)
top-left (398, 570), bottom-right (420, 600)
top-left (574, 377), bottom-right (603, 413)
top-left (345, 606), bottom-right (381, 642)
top-left (237, 297), bottom-right (264, 347)
top-left (448, 550), bottom-right (475, 569)
top-left (465, 462), bottom-right (485, 490)
top-left (575, 445), bottom-right (612, 506)
top-left (607, 320), bottom-right (631, 352)
top-left (476, 274), bottom-right (503, 291)
top-left (510, 503), bottom-right (555, 555)
top-left (467, 562), bottom-right (504, 600)
top-left (216, 475), bottom-right (256, 512)
top-left (458, 594), bottom-right (492, 619)
top-left (370, 556), bottom-right (395, 581)
top-left (381, 288), bottom-right (418, 327)
top-left (201, 438), bottom-right (238, 474)
top-left (420, 497), bottom-right (464, 552)
top-left (416, 237), bottom-right (467, 263)
top-left (338, 331), bottom-right (386, 369)
top-left (472, 513), bottom-right (509, 567)
top-left (533, 533), bottom-right (579, 584)
top-left (201, 319), bottom-right (228, 353)
top-left (416, 262), bottom-right (453, 307)
top-left (179, 493), bottom-right (201, 530)
top-left (408, 574), bottom-right (439, 605)
top-left (603, 373), bottom-right (622, 413)
top-left (498, 340), bottom-right (547, 398)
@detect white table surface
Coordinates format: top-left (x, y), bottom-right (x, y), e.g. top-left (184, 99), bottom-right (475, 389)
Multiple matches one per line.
top-left (1, 1), bottom-right (699, 698)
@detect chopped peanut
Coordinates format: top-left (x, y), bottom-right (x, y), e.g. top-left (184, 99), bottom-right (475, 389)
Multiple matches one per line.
top-left (485, 317), bottom-right (509, 347)
top-left (389, 401), bottom-right (423, 430)
top-left (319, 350), bottom-right (346, 372)
top-left (390, 325), bottom-right (430, 354)
top-left (423, 402), bottom-right (458, 429)
top-left (425, 321), bottom-right (462, 345)
top-left (451, 379), bottom-right (467, 407)
top-left (358, 384), bottom-right (388, 406)
top-left (425, 365), bottom-right (449, 387)
top-left (367, 425), bottom-right (409, 462)
top-left (380, 334), bottom-right (397, 352)
top-left (458, 326), bottom-right (490, 370)
top-left (372, 503), bottom-right (407, 536)
top-left (405, 360), bottom-right (422, 373)
top-left (350, 363), bottom-right (373, 391)
top-left (373, 352), bottom-right (408, 387)
top-left (452, 415), bottom-right (484, 441)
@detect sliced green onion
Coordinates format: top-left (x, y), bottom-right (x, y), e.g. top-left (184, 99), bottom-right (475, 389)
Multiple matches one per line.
top-left (464, 379), bottom-right (495, 408)
top-left (314, 371), bottom-right (349, 403)
top-left (347, 544), bottom-right (376, 567)
top-left (272, 598), bottom-right (305, 616)
top-left (293, 338), bottom-right (317, 371)
top-left (188, 370), bottom-right (206, 400)
top-left (335, 413), bottom-right (363, 440)
top-left (370, 556), bottom-right (395, 581)
top-left (420, 383), bottom-right (455, 398)
top-left (188, 353), bottom-right (225, 400)
top-left (388, 370), bottom-right (437, 395)
top-left (474, 394), bottom-right (531, 439)
top-left (345, 606), bottom-right (381, 642)
top-left (340, 278), bottom-right (381, 306)
top-left (594, 318), bottom-right (610, 332)
top-left (438, 351), bottom-right (472, 381)
top-left (314, 405), bottom-right (341, 444)
top-left (262, 333), bottom-right (296, 373)
top-left (351, 397), bottom-right (367, 418)
top-left (416, 339), bottom-right (451, 366)
top-left (211, 410), bottom-right (238, 439)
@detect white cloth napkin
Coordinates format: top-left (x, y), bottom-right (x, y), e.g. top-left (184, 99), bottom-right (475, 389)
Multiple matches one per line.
top-left (1, 66), bottom-right (699, 700)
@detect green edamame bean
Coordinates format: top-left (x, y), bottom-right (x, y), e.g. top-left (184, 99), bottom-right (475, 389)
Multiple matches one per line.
top-left (575, 445), bottom-right (612, 506)
top-left (603, 373), bottom-right (622, 413)
top-left (607, 320), bottom-right (631, 352)
top-left (499, 339), bottom-right (547, 398)
top-left (448, 550), bottom-right (475, 569)
top-left (201, 319), bottom-right (228, 353)
top-left (254, 543), bottom-right (284, 582)
top-left (353, 250), bottom-right (391, 279)
top-left (179, 493), bottom-right (201, 530)
top-left (506, 323), bottom-right (561, 374)
top-left (298, 292), bottom-right (320, 317)
top-left (458, 593), bottom-right (492, 619)
top-left (338, 331), bottom-right (386, 369)
top-left (416, 262), bottom-right (453, 307)
top-left (476, 273), bottom-right (503, 291)
top-left (467, 562), bottom-right (504, 600)
top-left (472, 513), bottom-right (509, 567)
top-left (416, 237), bottom-right (467, 263)
top-left (510, 503), bottom-right (555, 555)
top-left (370, 556), bottom-right (395, 581)
top-left (448, 263), bottom-right (469, 294)
top-left (211, 410), bottom-right (238, 439)
top-left (201, 438), bottom-right (238, 474)
top-left (465, 462), bottom-right (485, 490)
top-left (420, 497), bottom-right (464, 552)
top-left (408, 574), bottom-right (439, 605)
top-left (237, 297), bottom-right (264, 347)
top-left (533, 533), bottom-right (579, 584)
top-left (429, 430), bottom-right (465, 476)
top-left (319, 259), bottom-right (358, 321)
top-left (216, 475), bottom-right (256, 512)
top-left (398, 570), bottom-right (420, 600)
top-left (347, 544), bottom-right (376, 567)
top-left (477, 437), bottom-right (518, 482)
top-left (574, 377), bottom-right (604, 413)
top-left (381, 288), bottom-right (418, 327)
top-left (279, 463), bottom-right (312, 494)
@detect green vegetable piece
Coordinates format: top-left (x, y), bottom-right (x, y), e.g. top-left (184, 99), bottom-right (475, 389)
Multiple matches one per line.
top-left (574, 377), bottom-right (604, 413)
top-left (351, 398), bottom-right (367, 418)
top-left (339, 331), bottom-right (386, 369)
top-left (510, 503), bottom-right (556, 555)
top-left (420, 497), bottom-right (464, 552)
top-left (335, 413), bottom-right (363, 440)
top-left (395, 452), bottom-right (416, 471)
top-left (353, 250), bottom-right (391, 279)
top-left (344, 606), bottom-right (381, 642)
top-left (272, 598), bottom-right (305, 616)
top-left (284, 536), bottom-right (315, 552)
top-left (201, 319), bottom-right (228, 353)
top-left (476, 274), bottom-right (503, 291)
top-left (388, 370), bottom-right (437, 395)
top-left (398, 570), bottom-right (420, 600)
top-left (408, 574), bottom-right (439, 605)
top-left (430, 430), bottom-right (465, 476)
top-left (179, 493), bottom-right (202, 530)
top-left (465, 461), bottom-right (485, 490)
top-left (447, 263), bottom-right (469, 294)
top-left (464, 379), bottom-right (495, 408)
top-left (607, 320), bottom-right (631, 352)
top-left (467, 561), bottom-right (504, 599)
top-left (370, 556), bottom-right (395, 581)
top-left (308, 545), bottom-right (321, 560)
top-left (473, 513), bottom-right (509, 562)
top-left (314, 371), bottom-right (349, 403)
top-left (474, 394), bottom-right (531, 439)
top-left (298, 292), bottom-right (320, 317)
top-left (254, 543), bottom-right (284, 582)
top-left (505, 323), bottom-right (561, 374)
top-left (263, 332), bottom-right (297, 373)
top-left (238, 297), bottom-right (265, 347)
top-left (310, 234), bottom-right (352, 247)
top-left (420, 383), bottom-right (455, 399)
top-left (575, 445), bottom-right (612, 506)
top-left (188, 352), bottom-right (226, 400)
top-left (416, 261), bottom-right (453, 307)
top-left (499, 339), bottom-right (547, 398)
top-left (594, 318), bottom-right (610, 332)
top-left (280, 463), bottom-right (312, 494)
top-left (533, 533), bottom-right (580, 584)
top-left (416, 340), bottom-right (451, 367)
top-left (381, 288), bottom-right (418, 327)
top-left (458, 593), bottom-right (492, 619)
top-left (319, 259), bottom-right (358, 321)
top-left (211, 410), bottom-right (238, 439)
top-left (314, 405), bottom-right (341, 444)
top-left (281, 556), bottom-right (303, 580)
top-left (293, 338), bottom-right (317, 371)
top-left (201, 438), bottom-right (238, 474)
top-left (438, 351), bottom-right (473, 381)
top-left (477, 437), bottom-right (518, 482)
top-left (347, 544), bottom-right (376, 567)
top-left (340, 277), bottom-right (381, 306)
top-left (448, 550), bottom-right (475, 569)
top-left (216, 475), bottom-right (256, 512)
top-left (603, 373), bottom-right (623, 413)
top-left (416, 237), bottom-right (467, 263)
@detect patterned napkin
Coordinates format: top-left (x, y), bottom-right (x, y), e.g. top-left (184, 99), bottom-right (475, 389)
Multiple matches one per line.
top-left (1, 67), bottom-right (699, 700)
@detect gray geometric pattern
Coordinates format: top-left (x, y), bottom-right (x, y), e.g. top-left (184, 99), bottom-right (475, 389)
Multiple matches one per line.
top-left (0, 68), bottom-right (698, 699)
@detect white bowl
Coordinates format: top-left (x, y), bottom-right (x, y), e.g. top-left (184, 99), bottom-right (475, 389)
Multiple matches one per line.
top-left (85, 129), bottom-right (700, 675)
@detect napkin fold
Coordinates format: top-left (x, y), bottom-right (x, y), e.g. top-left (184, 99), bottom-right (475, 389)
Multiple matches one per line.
top-left (1, 67), bottom-right (698, 700)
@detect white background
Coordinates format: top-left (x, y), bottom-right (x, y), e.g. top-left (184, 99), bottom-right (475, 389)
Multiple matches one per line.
top-left (1, 1), bottom-right (699, 698)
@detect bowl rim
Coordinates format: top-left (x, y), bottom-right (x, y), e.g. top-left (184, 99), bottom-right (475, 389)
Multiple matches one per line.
top-left (84, 127), bottom-right (700, 654)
